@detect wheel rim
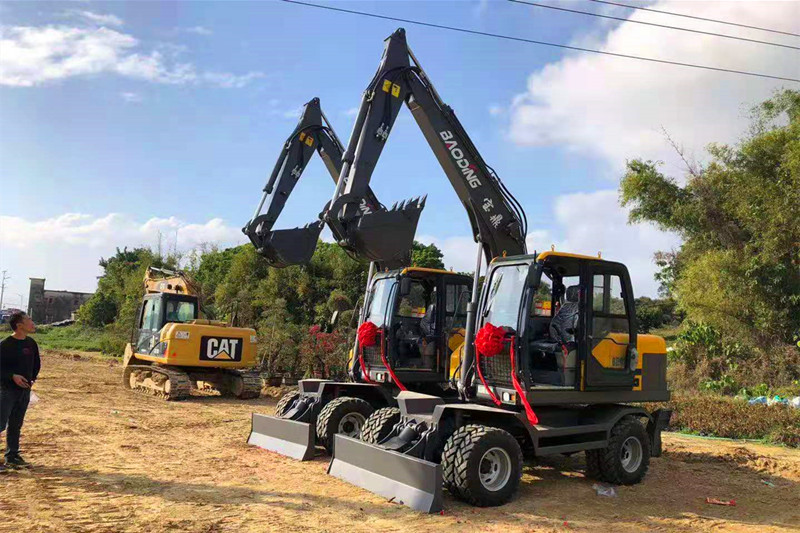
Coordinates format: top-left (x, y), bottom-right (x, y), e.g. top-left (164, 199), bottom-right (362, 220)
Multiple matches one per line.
top-left (338, 412), bottom-right (366, 437)
top-left (479, 447), bottom-right (512, 492)
top-left (621, 436), bottom-right (643, 473)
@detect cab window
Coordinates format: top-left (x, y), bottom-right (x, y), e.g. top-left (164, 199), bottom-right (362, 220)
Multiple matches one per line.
top-left (165, 300), bottom-right (196, 323)
top-left (141, 299), bottom-right (161, 330)
top-left (591, 274), bottom-right (630, 369)
top-left (398, 281), bottom-right (428, 318)
top-left (445, 283), bottom-right (470, 329)
top-left (482, 264), bottom-right (527, 329)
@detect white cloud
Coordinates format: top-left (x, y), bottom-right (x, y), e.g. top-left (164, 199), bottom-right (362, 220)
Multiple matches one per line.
top-left (488, 104), bottom-right (504, 116)
top-left (120, 91), bottom-right (142, 103)
top-left (418, 190), bottom-right (680, 296)
top-left (0, 25), bottom-right (262, 88)
top-left (508, 1), bottom-right (800, 175)
top-left (343, 107), bottom-right (359, 117)
top-left (0, 213), bottom-right (246, 299)
top-left (182, 26), bottom-right (213, 36)
top-left (67, 10), bottom-right (124, 28)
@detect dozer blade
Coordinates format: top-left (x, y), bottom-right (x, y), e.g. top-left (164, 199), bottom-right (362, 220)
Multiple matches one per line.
top-left (347, 197), bottom-right (425, 268)
top-left (327, 434), bottom-right (443, 513)
top-left (257, 221), bottom-right (324, 268)
top-left (248, 413), bottom-right (316, 461)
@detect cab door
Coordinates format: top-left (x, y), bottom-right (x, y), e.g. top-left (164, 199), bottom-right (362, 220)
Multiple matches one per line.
top-left (441, 277), bottom-right (470, 375)
top-left (582, 263), bottom-right (636, 389)
top-left (135, 295), bottom-right (163, 355)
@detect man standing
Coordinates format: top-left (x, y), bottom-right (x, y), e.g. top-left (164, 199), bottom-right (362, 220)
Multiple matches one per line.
top-left (0, 311), bottom-right (40, 471)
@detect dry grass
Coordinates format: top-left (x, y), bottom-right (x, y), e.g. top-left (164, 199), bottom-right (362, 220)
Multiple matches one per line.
top-left (1, 351), bottom-right (799, 532)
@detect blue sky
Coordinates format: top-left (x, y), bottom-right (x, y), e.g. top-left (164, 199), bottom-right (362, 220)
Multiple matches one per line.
top-left (1, 0), bottom-right (797, 306)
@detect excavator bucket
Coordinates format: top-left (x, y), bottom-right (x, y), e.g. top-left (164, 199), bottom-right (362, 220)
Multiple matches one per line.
top-left (327, 434), bottom-right (443, 513)
top-left (347, 197), bottom-right (425, 268)
top-left (247, 219), bottom-right (324, 268)
top-left (248, 412), bottom-right (316, 461)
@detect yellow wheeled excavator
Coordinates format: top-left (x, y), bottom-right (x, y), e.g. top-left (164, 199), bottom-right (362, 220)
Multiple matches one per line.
top-left (122, 267), bottom-right (262, 401)
top-left (251, 28), bottom-right (671, 513)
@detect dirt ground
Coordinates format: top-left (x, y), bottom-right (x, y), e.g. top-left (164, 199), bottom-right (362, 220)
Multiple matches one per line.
top-left (1, 352), bottom-right (798, 532)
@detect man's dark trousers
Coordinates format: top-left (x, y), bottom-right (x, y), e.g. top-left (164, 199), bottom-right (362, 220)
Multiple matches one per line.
top-left (0, 387), bottom-right (30, 459)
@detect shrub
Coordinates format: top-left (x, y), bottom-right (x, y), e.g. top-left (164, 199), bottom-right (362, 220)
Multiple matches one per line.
top-left (662, 395), bottom-right (800, 447)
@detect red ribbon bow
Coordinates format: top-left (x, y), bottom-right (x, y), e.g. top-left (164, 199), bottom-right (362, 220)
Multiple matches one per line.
top-left (357, 321), bottom-right (379, 348)
top-left (475, 322), bottom-right (506, 358)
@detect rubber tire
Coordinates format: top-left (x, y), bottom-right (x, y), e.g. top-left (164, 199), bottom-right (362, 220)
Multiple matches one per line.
top-left (274, 391), bottom-right (301, 417)
top-left (441, 424), bottom-right (523, 507)
top-left (360, 407), bottom-right (401, 445)
top-left (584, 449), bottom-right (603, 480)
top-left (315, 396), bottom-right (375, 454)
top-left (597, 416), bottom-right (650, 485)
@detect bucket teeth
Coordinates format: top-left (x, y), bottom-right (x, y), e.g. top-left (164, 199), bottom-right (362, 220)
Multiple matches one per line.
top-left (343, 195), bottom-right (425, 269)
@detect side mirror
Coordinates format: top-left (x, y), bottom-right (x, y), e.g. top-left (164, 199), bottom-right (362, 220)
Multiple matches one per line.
top-left (399, 277), bottom-right (412, 296)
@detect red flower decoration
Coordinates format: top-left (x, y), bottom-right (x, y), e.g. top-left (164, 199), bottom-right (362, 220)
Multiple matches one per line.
top-left (358, 321), bottom-right (380, 348)
top-left (474, 323), bottom-right (507, 357)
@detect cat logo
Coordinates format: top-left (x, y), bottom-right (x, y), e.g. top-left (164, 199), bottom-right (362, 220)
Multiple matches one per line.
top-left (200, 336), bottom-right (243, 362)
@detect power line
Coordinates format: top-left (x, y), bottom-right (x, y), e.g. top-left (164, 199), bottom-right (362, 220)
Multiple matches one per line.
top-left (280, 0), bottom-right (800, 84)
top-left (508, 0), bottom-right (799, 51)
top-left (590, 0), bottom-right (800, 39)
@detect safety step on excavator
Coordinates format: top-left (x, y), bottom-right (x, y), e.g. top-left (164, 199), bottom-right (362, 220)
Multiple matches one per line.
top-left (122, 267), bottom-right (262, 401)
top-left (306, 28), bottom-right (673, 513)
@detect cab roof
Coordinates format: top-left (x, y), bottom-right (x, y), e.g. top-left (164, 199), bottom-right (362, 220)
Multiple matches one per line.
top-left (536, 251), bottom-right (604, 262)
top-left (373, 266), bottom-right (470, 282)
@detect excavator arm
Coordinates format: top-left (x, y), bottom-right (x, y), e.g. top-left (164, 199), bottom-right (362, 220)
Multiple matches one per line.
top-left (327, 28), bottom-right (529, 392)
top-left (325, 28), bottom-right (527, 266)
top-left (243, 97), bottom-right (384, 267)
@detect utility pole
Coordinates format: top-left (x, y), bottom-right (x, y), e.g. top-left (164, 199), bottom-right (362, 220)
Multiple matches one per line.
top-left (0, 270), bottom-right (9, 311)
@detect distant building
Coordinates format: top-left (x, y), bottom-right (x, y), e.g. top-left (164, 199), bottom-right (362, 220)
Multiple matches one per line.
top-left (1, 307), bottom-right (24, 323)
top-left (27, 278), bottom-right (93, 324)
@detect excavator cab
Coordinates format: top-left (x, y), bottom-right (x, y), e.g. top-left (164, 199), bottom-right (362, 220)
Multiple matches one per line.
top-left (356, 268), bottom-right (470, 386)
top-left (132, 293), bottom-right (198, 356)
top-left (475, 251), bottom-right (650, 407)
top-left (247, 267), bottom-right (469, 461)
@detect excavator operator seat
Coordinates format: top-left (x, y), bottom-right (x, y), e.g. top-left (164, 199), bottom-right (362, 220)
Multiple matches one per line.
top-left (530, 284), bottom-right (580, 387)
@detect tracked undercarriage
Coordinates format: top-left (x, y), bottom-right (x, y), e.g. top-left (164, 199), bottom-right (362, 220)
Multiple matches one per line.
top-left (123, 365), bottom-right (262, 401)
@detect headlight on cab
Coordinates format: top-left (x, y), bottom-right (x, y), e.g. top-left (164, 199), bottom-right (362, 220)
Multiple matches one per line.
top-left (175, 330), bottom-right (190, 340)
top-left (250, 335), bottom-right (258, 344)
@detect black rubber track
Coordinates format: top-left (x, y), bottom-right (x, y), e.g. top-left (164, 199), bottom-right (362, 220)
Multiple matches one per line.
top-left (441, 424), bottom-right (523, 507)
top-left (360, 407), bottom-right (401, 444)
top-left (315, 396), bottom-right (374, 454)
top-left (274, 391), bottom-right (301, 417)
top-left (597, 415), bottom-right (650, 485)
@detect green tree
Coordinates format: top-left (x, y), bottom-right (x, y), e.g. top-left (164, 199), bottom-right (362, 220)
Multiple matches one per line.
top-left (620, 90), bottom-right (800, 385)
top-left (411, 241), bottom-right (445, 269)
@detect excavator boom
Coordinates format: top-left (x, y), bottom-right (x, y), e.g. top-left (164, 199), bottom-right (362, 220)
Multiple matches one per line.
top-left (324, 28), bottom-right (527, 267)
top-left (243, 98), bottom-right (383, 267)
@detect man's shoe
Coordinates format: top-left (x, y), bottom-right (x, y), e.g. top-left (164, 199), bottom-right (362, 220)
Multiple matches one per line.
top-left (5, 455), bottom-right (28, 467)
top-left (0, 463), bottom-right (8, 474)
